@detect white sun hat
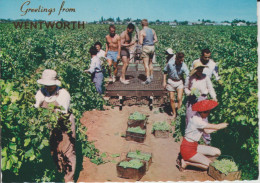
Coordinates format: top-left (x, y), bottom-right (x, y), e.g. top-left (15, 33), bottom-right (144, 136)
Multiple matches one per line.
top-left (37, 69), bottom-right (61, 86)
top-left (165, 48), bottom-right (174, 55)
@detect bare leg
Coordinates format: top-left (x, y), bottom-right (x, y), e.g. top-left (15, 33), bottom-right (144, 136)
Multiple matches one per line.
top-left (182, 158), bottom-right (208, 170)
top-left (121, 56), bottom-right (129, 81)
top-left (197, 145), bottom-right (221, 156)
top-left (107, 59), bottom-right (113, 77)
top-left (149, 58), bottom-right (153, 79)
top-left (176, 88), bottom-right (184, 110)
top-left (143, 57), bottom-right (150, 79)
top-left (169, 91), bottom-right (176, 118)
top-left (113, 61), bottom-right (118, 77)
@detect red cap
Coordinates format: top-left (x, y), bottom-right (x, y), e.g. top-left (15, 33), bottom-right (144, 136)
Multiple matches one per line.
top-left (192, 100), bottom-right (218, 112)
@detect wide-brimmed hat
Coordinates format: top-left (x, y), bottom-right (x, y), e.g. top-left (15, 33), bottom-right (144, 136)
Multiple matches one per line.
top-left (37, 69), bottom-right (61, 86)
top-left (190, 61), bottom-right (208, 76)
top-left (192, 100), bottom-right (218, 112)
top-left (165, 48), bottom-right (174, 55)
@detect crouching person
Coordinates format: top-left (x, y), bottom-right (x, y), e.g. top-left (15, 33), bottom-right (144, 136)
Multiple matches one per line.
top-left (177, 100), bottom-right (228, 171)
top-left (85, 46), bottom-right (104, 94)
top-left (34, 69), bottom-right (76, 182)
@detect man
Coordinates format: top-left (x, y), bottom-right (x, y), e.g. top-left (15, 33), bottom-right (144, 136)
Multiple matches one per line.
top-left (105, 25), bottom-right (121, 82)
top-left (120, 23), bottom-right (135, 84)
top-left (34, 69), bottom-right (76, 182)
top-left (192, 48), bottom-right (221, 84)
top-left (94, 41), bottom-right (106, 59)
top-left (84, 46), bottom-right (104, 94)
top-left (139, 19), bottom-right (158, 84)
top-left (163, 51), bottom-right (189, 119)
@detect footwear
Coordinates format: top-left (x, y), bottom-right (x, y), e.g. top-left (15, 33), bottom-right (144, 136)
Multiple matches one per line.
top-left (108, 77), bottom-right (113, 82)
top-left (150, 75), bottom-right (154, 80)
top-left (112, 76), bottom-right (116, 82)
top-left (176, 153), bottom-right (185, 172)
top-left (142, 79), bottom-right (151, 85)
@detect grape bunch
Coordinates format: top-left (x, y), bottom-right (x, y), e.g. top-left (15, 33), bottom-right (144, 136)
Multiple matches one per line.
top-left (127, 151), bottom-right (151, 161)
top-left (119, 159), bottom-right (143, 169)
top-left (152, 121), bottom-right (172, 133)
top-left (211, 159), bottom-right (238, 175)
top-left (127, 126), bottom-right (146, 134)
top-left (129, 112), bottom-right (146, 120)
top-left (191, 88), bottom-right (201, 98)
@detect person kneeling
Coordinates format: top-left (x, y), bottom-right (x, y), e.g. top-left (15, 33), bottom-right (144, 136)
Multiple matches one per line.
top-left (177, 100), bottom-right (228, 171)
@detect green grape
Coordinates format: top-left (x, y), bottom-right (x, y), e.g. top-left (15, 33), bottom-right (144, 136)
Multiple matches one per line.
top-left (191, 88), bottom-right (201, 97)
top-left (119, 159), bottom-right (143, 169)
top-left (127, 151), bottom-right (151, 161)
top-left (152, 121), bottom-right (172, 133)
top-left (129, 112), bottom-right (146, 120)
top-left (127, 127), bottom-right (146, 134)
top-left (212, 159), bottom-right (238, 175)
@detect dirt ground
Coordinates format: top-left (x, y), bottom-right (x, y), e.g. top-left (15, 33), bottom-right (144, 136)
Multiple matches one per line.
top-left (77, 105), bottom-right (214, 182)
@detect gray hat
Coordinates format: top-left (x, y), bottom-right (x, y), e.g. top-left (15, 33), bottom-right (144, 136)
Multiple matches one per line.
top-left (37, 69), bottom-right (61, 86)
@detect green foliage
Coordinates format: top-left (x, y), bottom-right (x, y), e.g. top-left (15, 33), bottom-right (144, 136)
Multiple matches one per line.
top-left (119, 159), bottom-right (144, 169)
top-left (129, 112), bottom-right (146, 120)
top-left (211, 159), bottom-right (239, 175)
top-left (127, 127), bottom-right (146, 134)
top-left (152, 121), bottom-right (172, 133)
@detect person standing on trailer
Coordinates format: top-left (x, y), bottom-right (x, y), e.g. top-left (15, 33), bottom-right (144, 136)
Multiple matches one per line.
top-left (120, 23), bottom-right (136, 84)
top-left (139, 19), bottom-right (158, 84)
top-left (177, 100), bottom-right (228, 171)
top-left (163, 50), bottom-right (189, 119)
top-left (105, 25), bottom-right (121, 82)
top-left (34, 69), bottom-right (76, 182)
top-left (85, 46), bottom-right (104, 95)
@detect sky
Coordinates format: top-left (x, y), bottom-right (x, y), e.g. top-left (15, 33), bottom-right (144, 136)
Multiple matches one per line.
top-left (0, 0), bottom-right (257, 22)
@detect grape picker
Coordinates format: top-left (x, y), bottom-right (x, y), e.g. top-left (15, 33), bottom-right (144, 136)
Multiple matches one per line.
top-left (34, 69), bottom-right (76, 182)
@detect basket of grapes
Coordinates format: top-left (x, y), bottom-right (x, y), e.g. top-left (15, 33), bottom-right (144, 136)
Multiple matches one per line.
top-left (126, 126), bottom-right (146, 143)
top-left (127, 150), bottom-right (152, 171)
top-left (117, 158), bottom-right (146, 180)
top-left (208, 156), bottom-right (241, 181)
top-left (152, 121), bottom-right (172, 138)
top-left (128, 112), bottom-right (148, 129)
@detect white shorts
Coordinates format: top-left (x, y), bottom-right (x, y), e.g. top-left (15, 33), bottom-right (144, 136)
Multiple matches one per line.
top-left (166, 78), bottom-right (183, 92)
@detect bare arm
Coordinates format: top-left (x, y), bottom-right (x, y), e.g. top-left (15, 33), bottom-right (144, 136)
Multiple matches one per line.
top-left (204, 123), bottom-right (228, 133)
top-left (139, 30), bottom-right (144, 45)
top-left (117, 35), bottom-right (121, 53)
top-left (152, 29), bottom-right (158, 43)
top-left (163, 74), bottom-right (167, 88)
top-left (105, 36), bottom-right (108, 56)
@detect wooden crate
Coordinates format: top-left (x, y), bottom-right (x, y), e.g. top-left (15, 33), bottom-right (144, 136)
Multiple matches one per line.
top-left (208, 163), bottom-right (241, 181)
top-left (127, 118), bottom-right (147, 129)
top-left (154, 130), bottom-right (169, 138)
top-left (117, 159), bottom-right (146, 180)
top-left (127, 152), bottom-right (152, 171)
top-left (126, 130), bottom-right (146, 143)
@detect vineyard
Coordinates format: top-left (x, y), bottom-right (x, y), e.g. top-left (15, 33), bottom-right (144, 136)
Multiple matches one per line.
top-left (1, 23), bottom-right (258, 181)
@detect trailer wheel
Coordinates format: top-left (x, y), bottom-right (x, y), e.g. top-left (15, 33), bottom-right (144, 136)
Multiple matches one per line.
top-left (119, 106), bottom-right (122, 111)
top-left (149, 105), bottom-right (153, 111)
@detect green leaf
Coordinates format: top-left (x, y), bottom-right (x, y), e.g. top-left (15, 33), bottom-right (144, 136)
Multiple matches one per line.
top-left (10, 155), bottom-right (18, 163)
top-left (6, 159), bottom-right (13, 170)
top-left (42, 139), bottom-right (49, 146)
top-left (2, 147), bottom-right (8, 157)
top-left (29, 155), bottom-right (36, 161)
top-left (1, 157), bottom-right (7, 170)
top-left (25, 148), bottom-right (34, 158)
top-left (9, 143), bottom-right (17, 151)
top-left (24, 138), bottom-right (31, 147)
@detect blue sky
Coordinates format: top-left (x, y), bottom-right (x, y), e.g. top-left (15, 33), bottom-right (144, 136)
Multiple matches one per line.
top-left (0, 0), bottom-right (257, 22)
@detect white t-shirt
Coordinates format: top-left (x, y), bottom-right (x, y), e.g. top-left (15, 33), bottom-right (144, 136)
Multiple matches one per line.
top-left (34, 88), bottom-right (71, 113)
top-left (192, 59), bottom-right (220, 81)
top-left (185, 74), bottom-right (217, 100)
top-left (97, 49), bottom-right (106, 58)
top-left (185, 113), bottom-right (208, 142)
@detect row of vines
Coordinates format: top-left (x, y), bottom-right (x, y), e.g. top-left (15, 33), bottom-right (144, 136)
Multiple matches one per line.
top-left (1, 24), bottom-right (258, 181)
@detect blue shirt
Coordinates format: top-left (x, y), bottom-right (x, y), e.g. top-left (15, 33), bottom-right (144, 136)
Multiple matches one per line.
top-left (163, 58), bottom-right (189, 80)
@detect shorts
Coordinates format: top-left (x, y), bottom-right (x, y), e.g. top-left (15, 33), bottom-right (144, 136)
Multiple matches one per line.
top-left (141, 45), bottom-right (155, 59)
top-left (166, 78), bottom-right (183, 92)
top-left (107, 51), bottom-right (118, 63)
top-left (180, 138), bottom-right (198, 160)
top-left (121, 49), bottom-right (130, 58)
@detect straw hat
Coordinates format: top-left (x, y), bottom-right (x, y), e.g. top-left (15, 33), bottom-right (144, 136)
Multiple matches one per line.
top-left (192, 100), bottom-right (218, 112)
top-left (37, 69), bottom-right (61, 86)
top-left (190, 61), bottom-right (208, 76)
top-left (165, 48), bottom-right (174, 55)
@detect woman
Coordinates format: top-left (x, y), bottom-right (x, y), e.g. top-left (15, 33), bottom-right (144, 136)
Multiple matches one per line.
top-left (34, 69), bottom-right (76, 182)
top-left (185, 62), bottom-right (217, 144)
top-left (177, 100), bottom-right (228, 171)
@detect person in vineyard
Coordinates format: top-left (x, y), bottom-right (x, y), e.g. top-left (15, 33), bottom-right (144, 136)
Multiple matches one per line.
top-left (105, 24), bottom-right (121, 82)
top-left (192, 49), bottom-right (222, 84)
top-left (177, 100), bottom-right (228, 171)
top-left (94, 41), bottom-right (106, 59)
top-left (34, 69), bottom-right (76, 182)
top-left (139, 19), bottom-right (158, 84)
top-left (185, 62), bottom-right (217, 145)
top-left (84, 46), bottom-right (104, 94)
top-left (120, 23), bottom-right (136, 84)
top-left (163, 50), bottom-right (189, 119)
